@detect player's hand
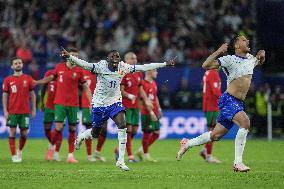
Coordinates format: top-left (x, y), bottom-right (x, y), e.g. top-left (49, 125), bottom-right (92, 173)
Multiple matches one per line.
top-left (150, 111), bottom-right (158, 121)
top-left (256, 50), bottom-right (265, 60)
top-left (61, 47), bottom-right (70, 58)
top-left (217, 43), bottom-right (228, 54)
top-left (166, 56), bottom-right (177, 66)
top-left (145, 100), bottom-right (154, 109)
top-left (31, 109), bottom-right (36, 118)
top-left (4, 111), bottom-right (9, 121)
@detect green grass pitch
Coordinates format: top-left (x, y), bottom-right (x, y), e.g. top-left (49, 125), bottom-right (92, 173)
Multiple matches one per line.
top-left (0, 139), bottom-right (284, 189)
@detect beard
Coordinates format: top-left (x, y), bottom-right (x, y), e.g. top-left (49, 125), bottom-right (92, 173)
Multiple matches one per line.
top-left (14, 67), bottom-right (22, 72)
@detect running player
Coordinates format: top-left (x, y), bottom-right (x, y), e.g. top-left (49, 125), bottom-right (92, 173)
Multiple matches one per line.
top-left (177, 35), bottom-right (265, 172)
top-left (200, 68), bottom-right (222, 163)
top-left (63, 49), bottom-right (176, 171)
top-left (136, 69), bottom-right (162, 162)
top-left (2, 57), bottom-right (36, 163)
top-left (35, 48), bottom-right (92, 163)
top-left (40, 69), bottom-right (63, 161)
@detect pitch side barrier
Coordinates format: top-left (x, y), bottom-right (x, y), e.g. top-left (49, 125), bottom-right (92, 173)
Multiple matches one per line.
top-left (0, 110), bottom-right (238, 139)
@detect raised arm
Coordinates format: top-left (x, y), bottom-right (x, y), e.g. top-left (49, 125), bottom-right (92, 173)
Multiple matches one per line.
top-left (134, 57), bottom-right (177, 72)
top-left (61, 49), bottom-right (94, 71)
top-left (202, 43), bottom-right (228, 70)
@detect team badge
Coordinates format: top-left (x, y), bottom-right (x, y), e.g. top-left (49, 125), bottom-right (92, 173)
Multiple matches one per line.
top-left (73, 72), bottom-right (77, 78)
top-left (23, 80), bottom-right (27, 87)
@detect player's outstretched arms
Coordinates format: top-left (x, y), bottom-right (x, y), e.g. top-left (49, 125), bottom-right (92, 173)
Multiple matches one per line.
top-left (61, 49), bottom-right (93, 71)
top-left (256, 50), bottom-right (265, 65)
top-left (202, 43), bottom-right (228, 70)
top-left (135, 56), bottom-right (177, 72)
top-left (34, 75), bottom-right (54, 85)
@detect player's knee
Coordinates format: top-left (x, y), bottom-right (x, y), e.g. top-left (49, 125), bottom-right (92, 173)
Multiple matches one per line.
top-left (91, 127), bottom-right (101, 138)
top-left (142, 126), bottom-right (152, 133)
top-left (210, 132), bottom-right (223, 141)
top-left (242, 119), bottom-right (250, 129)
top-left (100, 127), bottom-right (107, 137)
top-left (117, 122), bottom-right (126, 129)
top-left (69, 126), bottom-right (76, 132)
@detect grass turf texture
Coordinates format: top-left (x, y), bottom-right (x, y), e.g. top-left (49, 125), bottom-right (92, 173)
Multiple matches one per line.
top-left (0, 139), bottom-right (283, 189)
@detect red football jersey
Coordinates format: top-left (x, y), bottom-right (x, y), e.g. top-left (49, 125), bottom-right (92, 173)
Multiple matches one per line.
top-left (81, 70), bottom-right (97, 108)
top-left (121, 72), bottom-right (143, 108)
top-left (53, 62), bottom-right (86, 107)
top-left (202, 69), bottom-right (221, 111)
top-left (2, 74), bottom-right (35, 114)
top-left (140, 79), bottom-right (158, 115)
top-left (44, 70), bottom-right (56, 109)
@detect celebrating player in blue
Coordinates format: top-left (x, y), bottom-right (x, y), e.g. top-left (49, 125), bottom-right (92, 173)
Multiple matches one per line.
top-left (177, 35), bottom-right (265, 172)
top-left (61, 49), bottom-right (176, 171)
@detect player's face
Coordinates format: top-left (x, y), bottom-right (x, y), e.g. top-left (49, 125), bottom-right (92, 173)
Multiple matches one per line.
top-left (11, 59), bottom-right (23, 72)
top-left (126, 54), bottom-right (137, 65)
top-left (236, 36), bottom-right (250, 53)
top-left (108, 51), bottom-right (121, 68)
top-left (151, 69), bottom-right (158, 79)
top-left (70, 51), bottom-right (79, 58)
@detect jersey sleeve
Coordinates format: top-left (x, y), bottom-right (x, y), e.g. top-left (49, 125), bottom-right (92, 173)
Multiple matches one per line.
top-left (119, 61), bottom-right (134, 74)
top-left (91, 60), bottom-right (105, 74)
top-left (68, 55), bottom-right (95, 72)
top-left (2, 78), bottom-right (9, 93)
top-left (217, 55), bottom-right (233, 68)
top-left (247, 53), bottom-right (259, 67)
top-left (79, 68), bottom-right (87, 84)
top-left (208, 72), bottom-right (221, 98)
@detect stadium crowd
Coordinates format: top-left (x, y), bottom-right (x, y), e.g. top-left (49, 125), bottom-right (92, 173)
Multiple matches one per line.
top-left (0, 0), bottom-right (283, 137)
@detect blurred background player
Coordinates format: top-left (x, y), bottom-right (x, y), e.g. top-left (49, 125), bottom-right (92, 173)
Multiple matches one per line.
top-left (2, 57), bottom-right (36, 163)
top-left (65, 49), bottom-right (176, 171)
top-left (35, 48), bottom-right (92, 163)
top-left (200, 68), bottom-right (222, 163)
top-left (40, 69), bottom-right (63, 161)
top-left (177, 35), bottom-right (266, 172)
top-left (136, 69), bottom-right (162, 162)
top-left (80, 69), bottom-right (97, 162)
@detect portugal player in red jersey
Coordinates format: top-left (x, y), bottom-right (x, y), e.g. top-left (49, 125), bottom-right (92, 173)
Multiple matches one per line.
top-left (136, 69), bottom-right (162, 162)
top-left (117, 52), bottom-right (144, 162)
top-left (40, 69), bottom-right (63, 161)
top-left (2, 57), bottom-right (36, 163)
top-left (36, 48), bottom-right (92, 163)
top-left (201, 69), bottom-right (222, 163)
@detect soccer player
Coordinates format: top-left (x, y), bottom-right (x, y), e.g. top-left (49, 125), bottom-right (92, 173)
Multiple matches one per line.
top-left (80, 69), bottom-right (101, 162)
top-left (177, 35), bottom-right (265, 172)
top-left (35, 48), bottom-right (92, 163)
top-left (200, 68), bottom-right (222, 163)
top-left (40, 69), bottom-right (63, 161)
top-left (62, 49), bottom-right (176, 171)
top-left (2, 57), bottom-right (36, 163)
top-left (114, 52), bottom-right (144, 162)
top-left (136, 69), bottom-right (162, 162)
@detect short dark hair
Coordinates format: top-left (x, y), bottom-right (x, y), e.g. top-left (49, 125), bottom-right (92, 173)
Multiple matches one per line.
top-left (108, 50), bottom-right (118, 55)
top-left (228, 35), bottom-right (240, 55)
top-left (67, 47), bottom-right (79, 53)
top-left (10, 57), bottom-right (22, 65)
